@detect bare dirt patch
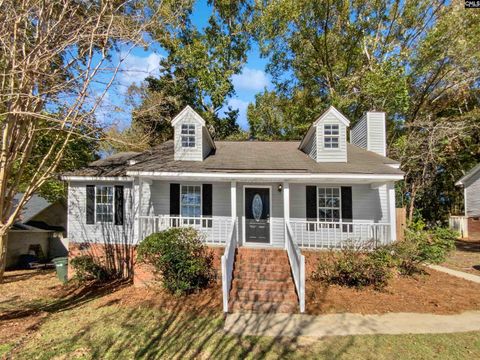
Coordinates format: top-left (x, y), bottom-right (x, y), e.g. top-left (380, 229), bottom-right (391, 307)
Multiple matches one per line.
top-left (441, 240), bottom-right (480, 275)
top-left (305, 250), bottom-right (480, 315)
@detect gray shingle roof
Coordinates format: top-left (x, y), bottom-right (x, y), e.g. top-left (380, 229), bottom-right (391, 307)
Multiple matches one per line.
top-left (13, 193), bottom-right (52, 222)
top-left (64, 140), bottom-right (403, 177)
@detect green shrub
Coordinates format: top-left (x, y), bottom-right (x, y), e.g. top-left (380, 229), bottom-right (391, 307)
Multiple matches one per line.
top-left (387, 238), bottom-right (424, 275)
top-left (70, 255), bottom-right (110, 282)
top-left (313, 244), bottom-right (392, 290)
top-left (137, 228), bottom-right (214, 295)
top-left (402, 227), bottom-right (456, 265)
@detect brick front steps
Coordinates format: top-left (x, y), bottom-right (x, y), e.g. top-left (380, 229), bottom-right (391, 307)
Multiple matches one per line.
top-left (229, 248), bottom-right (298, 313)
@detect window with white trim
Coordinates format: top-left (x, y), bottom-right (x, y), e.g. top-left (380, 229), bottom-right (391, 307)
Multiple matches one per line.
top-left (96, 185), bottom-right (114, 222)
top-left (180, 185), bottom-right (201, 224)
top-left (317, 187), bottom-right (341, 222)
top-left (324, 124), bottom-right (339, 149)
top-left (181, 124), bottom-right (196, 147)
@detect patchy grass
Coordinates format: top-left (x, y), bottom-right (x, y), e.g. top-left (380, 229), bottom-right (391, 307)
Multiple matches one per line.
top-left (1, 270), bottom-right (480, 359)
top-left (442, 240), bottom-right (480, 275)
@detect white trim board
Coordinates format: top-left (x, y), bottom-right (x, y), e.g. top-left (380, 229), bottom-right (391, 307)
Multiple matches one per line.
top-left (242, 185), bottom-right (273, 246)
top-left (127, 171), bottom-right (404, 182)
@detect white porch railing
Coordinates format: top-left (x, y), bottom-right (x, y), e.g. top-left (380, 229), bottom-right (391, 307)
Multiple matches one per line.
top-left (289, 219), bottom-right (390, 249)
top-left (449, 215), bottom-right (468, 238)
top-left (221, 219), bottom-right (237, 313)
top-left (286, 222), bottom-right (305, 313)
top-left (138, 215), bottom-right (233, 245)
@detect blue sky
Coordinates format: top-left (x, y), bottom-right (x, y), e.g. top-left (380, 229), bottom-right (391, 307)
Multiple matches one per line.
top-left (99, 0), bottom-right (271, 131)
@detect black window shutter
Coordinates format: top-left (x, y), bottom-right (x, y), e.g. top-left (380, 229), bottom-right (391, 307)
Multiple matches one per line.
top-left (114, 185), bottom-right (124, 225)
top-left (170, 183), bottom-right (180, 216)
top-left (86, 185), bottom-right (95, 224)
top-left (341, 186), bottom-right (353, 232)
top-left (202, 184), bottom-right (213, 228)
top-left (306, 186), bottom-right (317, 231)
top-left (202, 184), bottom-right (212, 216)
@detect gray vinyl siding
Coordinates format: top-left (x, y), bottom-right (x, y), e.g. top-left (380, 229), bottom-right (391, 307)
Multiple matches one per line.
top-left (67, 181), bottom-right (134, 244)
top-left (350, 112), bottom-right (386, 156)
top-left (145, 180), bottom-right (231, 217)
top-left (303, 132), bottom-right (317, 160)
top-left (202, 127), bottom-right (213, 158)
top-left (350, 115), bottom-right (367, 149)
top-left (367, 112), bottom-right (386, 156)
top-left (316, 113), bottom-right (348, 162)
top-left (465, 170), bottom-right (480, 217)
top-left (289, 183), bottom-right (388, 223)
top-left (173, 121), bottom-right (203, 161)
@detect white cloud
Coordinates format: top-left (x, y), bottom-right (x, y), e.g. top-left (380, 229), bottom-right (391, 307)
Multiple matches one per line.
top-left (232, 67), bottom-right (269, 92)
top-left (117, 52), bottom-right (163, 87)
top-left (225, 98), bottom-right (250, 130)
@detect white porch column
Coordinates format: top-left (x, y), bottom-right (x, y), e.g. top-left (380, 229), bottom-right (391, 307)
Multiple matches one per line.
top-left (230, 181), bottom-right (237, 245)
top-left (388, 182), bottom-right (397, 242)
top-left (132, 178), bottom-right (141, 244)
top-left (283, 181), bottom-right (290, 249)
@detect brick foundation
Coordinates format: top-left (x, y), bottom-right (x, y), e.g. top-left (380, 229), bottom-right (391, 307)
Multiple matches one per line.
top-left (68, 242), bottom-right (224, 287)
top-left (468, 217), bottom-right (480, 240)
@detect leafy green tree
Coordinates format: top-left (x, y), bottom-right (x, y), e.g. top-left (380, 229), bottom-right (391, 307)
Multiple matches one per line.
top-left (116, 0), bottom-right (252, 147)
top-left (251, 0), bottom-right (480, 223)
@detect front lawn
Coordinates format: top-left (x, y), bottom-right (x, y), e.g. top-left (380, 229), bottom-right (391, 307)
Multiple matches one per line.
top-left (1, 270), bottom-right (480, 359)
top-left (441, 240), bottom-right (480, 275)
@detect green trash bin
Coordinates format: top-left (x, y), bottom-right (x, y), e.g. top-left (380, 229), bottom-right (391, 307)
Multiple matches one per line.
top-left (52, 257), bottom-right (68, 284)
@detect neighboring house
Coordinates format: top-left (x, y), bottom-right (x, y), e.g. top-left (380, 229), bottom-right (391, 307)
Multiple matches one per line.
top-left (452, 164), bottom-right (480, 239)
top-left (7, 194), bottom-right (68, 268)
top-left (62, 106), bottom-right (404, 313)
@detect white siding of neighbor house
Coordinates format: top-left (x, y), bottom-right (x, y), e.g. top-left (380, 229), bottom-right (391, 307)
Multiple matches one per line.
top-left (465, 170), bottom-right (480, 217)
top-left (350, 115), bottom-right (368, 149)
top-left (316, 112), bottom-right (348, 163)
top-left (67, 181), bottom-right (134, 244)
top-left (350, 112), bottom-right (386, 157)
top-left (289, 183), bottom-right (389, 223)
top-left (6, 231), bottom-right (51, 268)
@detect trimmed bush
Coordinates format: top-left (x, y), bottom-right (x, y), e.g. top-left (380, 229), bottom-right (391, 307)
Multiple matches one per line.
top-left (137, 228), bottom-right (214, 295)
top-left (70, 255), bottom-right (110, 282)
top-left (313, 243), bottom-right (392, 290)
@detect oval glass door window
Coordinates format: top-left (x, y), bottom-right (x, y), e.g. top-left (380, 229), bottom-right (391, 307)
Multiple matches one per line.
top-left (252, 194), bottom-right (263, 221)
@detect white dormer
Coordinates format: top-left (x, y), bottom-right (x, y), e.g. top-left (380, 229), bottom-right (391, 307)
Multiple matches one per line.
top-left (172, 106), bottom-right (215, 161)
top-left (299, 106), bottom-right (349, 163)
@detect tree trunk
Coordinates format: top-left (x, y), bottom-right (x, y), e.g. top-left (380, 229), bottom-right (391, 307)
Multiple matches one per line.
top-left (408, 183), bottom-right (417, 224)
top-left (0, 231), bottom-right (7, 282)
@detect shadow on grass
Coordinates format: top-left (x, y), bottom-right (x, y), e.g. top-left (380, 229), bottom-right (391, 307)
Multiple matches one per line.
top-left (0, 273), bottom-right (390, 358)
top-left (0, 278), bottom-right (131, 321)
top-left (455, 240), bottom-right (480, 253)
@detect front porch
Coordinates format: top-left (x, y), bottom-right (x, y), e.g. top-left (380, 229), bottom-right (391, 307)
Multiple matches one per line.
top-left (134, 179), bottom-right (396, 250)
top-left (133, 177), bottom-right (397, 313)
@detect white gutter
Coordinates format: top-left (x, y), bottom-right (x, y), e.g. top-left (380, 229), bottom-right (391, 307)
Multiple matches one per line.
top-left (61, 176), bottom-right (134, 181)
top-left (125, 171), bottom-right (404, 181)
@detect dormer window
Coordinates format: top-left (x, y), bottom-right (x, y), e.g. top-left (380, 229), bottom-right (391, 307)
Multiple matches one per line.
top-left (324, 124), bottom-right (339, 149)
top-left (181, 124), bottom-right (196, 147)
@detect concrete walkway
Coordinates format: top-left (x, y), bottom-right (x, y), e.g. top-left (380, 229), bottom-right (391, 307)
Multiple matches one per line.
top-left (428, 264), bottom-right (480, 284)
top-left (224, 311), bottom-right (480, 338)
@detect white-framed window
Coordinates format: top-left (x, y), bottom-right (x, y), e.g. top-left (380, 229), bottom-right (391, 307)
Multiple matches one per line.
top-left (180, 185), bottom-right (201, 224)
top-left (324, 124), bottom-right (339, 149)
top-left (181, 124), bottom-right (196, 147)
top-left (317, 187), bottom-right (341, 222)
top-left (96, 185), bottom-right (114, 223)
